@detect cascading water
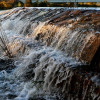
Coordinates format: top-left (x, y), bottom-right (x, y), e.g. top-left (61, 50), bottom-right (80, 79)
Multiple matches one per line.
top-left (0, 7), bottom-right (100, 100)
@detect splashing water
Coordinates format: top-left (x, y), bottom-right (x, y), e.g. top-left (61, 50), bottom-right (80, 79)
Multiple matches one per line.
top-left (0, 7), bottom-right (100, 100)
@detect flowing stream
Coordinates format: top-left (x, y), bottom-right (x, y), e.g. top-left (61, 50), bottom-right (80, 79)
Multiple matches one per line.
top-left (0, 7), bottom-right (100, 100)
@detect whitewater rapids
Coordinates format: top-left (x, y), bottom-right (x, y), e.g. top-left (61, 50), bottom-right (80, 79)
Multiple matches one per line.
top-left (0, 7), bottom-right (100, 100)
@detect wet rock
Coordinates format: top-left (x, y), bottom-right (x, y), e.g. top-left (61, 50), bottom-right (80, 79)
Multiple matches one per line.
top-left (0, 8), bottom-right (100, 100)
top-left (28, 97), bottom-right (45, 100)
top-left (0, 59), bottom-right (14, 71)
top-left (33, 10), bottom-right (100, 65)
top-left (7, 94), bottom-right (17, 99)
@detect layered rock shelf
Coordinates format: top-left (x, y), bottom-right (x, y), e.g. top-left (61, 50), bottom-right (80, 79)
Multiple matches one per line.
top-left (0, 8), bottom-right (100, 100)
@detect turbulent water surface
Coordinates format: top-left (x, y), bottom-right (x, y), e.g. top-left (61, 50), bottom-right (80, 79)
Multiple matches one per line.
top-left (0, 7), bottom-right (100, 100)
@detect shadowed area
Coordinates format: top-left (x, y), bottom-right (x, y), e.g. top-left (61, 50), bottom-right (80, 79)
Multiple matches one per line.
top-left (0, 7), bottom-right (100, 100)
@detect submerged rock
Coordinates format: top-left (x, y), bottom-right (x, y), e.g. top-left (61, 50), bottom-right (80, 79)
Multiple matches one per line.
top-left (0, 58), bottom-right (14, 71)
top-left (0, 7), bottom-right (100, 100)
top-left (7, 94), bottom-right (17, 99)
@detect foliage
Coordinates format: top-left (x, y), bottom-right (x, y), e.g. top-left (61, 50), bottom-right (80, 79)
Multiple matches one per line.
top-left (24, 0), bottom-right (32, 7)
top-left (0, 0), bottom-right (100, 9)
top-left (38, 1), bottom-right (48, 7)
top-left (18, 2), bottom-right (22, 7)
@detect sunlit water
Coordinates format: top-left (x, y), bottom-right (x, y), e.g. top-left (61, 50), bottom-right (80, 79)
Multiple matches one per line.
top-left (0, 7), bottom-right (99, 100)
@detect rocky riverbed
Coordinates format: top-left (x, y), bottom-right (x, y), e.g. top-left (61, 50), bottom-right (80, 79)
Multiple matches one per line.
top-left (0, 7), bottom-right (100, 100)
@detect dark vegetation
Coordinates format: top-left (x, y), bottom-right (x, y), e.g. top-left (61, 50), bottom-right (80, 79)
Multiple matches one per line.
top-left (0, 1), bottom-right (100, 10)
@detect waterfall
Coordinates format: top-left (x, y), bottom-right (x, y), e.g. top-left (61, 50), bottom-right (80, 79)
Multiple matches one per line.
top-left (0, 7), bottom-right (100, 100)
